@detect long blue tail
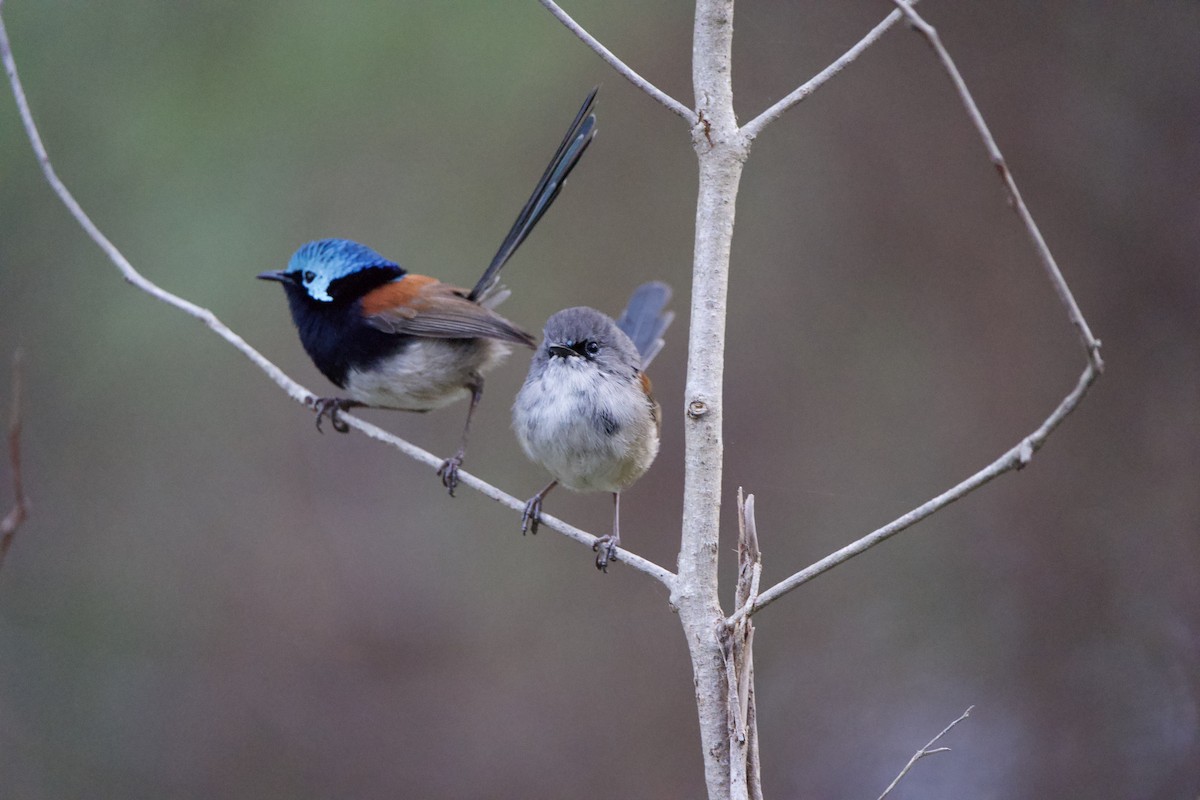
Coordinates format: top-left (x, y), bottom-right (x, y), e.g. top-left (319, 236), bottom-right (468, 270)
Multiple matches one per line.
top-left (617, 281), bottom-right (674, 369)
top-left (468, 88), bottom-right (598, 302)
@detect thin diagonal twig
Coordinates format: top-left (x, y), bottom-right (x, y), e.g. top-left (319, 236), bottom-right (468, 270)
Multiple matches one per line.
top-left (742, 5), bottom-right (914, 141)
top-left (0, 13), bottom-right (306, 409)
top-left (0, 349), bottom-right (28, 571)
top-left (0, 9), bottom-right (676, 591)
top-left (739, 360), bottom-right (1097, 620)
top-left (878, 706), bottom-right (973, 800)
top-left (338, 415), bottom-right (676, 586)
top-left (890, 0), bottom-right (1102, 364)
top-left (539, 0), bottom-right (695, 123)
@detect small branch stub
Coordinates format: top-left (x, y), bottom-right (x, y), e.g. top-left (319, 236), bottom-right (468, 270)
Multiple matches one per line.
top-left (1017, 438), bottom-right (1035, 468)
top-left (0, 349), bottom-right (28, 571)
top-left (688, 399), bottom-right (710, 419)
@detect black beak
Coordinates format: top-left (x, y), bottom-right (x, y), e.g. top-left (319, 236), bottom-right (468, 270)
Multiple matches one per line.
top-left (257, 270), bottom-right (291, 283)
top-left (548, 343), bottom-right (578, 359)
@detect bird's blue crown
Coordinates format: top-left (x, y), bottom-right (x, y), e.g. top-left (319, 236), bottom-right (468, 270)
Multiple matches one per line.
top-left (287, 238), bottom-right (404, 302)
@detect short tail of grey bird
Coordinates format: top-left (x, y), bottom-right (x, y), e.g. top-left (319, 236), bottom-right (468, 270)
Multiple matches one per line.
top-left (469, 88), bottom-right (599, 303)
top-left (616, 281), bottom-right (674, 369)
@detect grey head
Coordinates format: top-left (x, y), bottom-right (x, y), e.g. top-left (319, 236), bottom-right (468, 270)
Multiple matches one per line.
top-left (537, 306), bottom-right (642, 376)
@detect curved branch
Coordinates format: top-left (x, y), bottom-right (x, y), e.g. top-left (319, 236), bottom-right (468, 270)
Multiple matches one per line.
top-left (0, 10), bottom-right (676, 592)
top-left (538, 0), bottom-right (696, 123)
top-left (674, 2), bottom-right (749, 798)
top-left (734, 0), bottom-right (1107, 622)
top-left (742, 6), bottom-right (912, 141)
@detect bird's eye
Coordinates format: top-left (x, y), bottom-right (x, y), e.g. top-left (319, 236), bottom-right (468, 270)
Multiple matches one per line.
top-left (303, 271), bottom-right (316, 284)
top-left (585, 341), bottom-right (601, 357)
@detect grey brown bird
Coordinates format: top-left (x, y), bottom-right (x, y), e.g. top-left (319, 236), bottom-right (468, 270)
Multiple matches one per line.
top-left (513, 282), bottom-right (673, 570)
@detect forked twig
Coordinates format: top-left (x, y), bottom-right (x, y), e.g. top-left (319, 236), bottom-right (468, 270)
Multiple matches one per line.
top-left (877, 706), bottom-right (973, 800)
top-left (0, 9), bottom-right (676, 591)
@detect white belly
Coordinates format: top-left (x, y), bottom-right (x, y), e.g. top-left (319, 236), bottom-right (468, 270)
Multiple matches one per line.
top-left (344, 338), bottom-right (511, 411)
top-left (512, 360), bottom-right (659, 493)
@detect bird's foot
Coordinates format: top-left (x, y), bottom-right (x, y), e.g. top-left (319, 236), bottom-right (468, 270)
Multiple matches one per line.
top-left (521, 495), bottom-right (544, 535)
top-left (592, 535), bottom-right (620, 572)
top-left (437, 452), bottom-right (464, 497)
top-left (311, 397), bottom-right (353, 434)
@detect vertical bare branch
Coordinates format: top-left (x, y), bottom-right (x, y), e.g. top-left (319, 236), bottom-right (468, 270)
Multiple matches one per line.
top-left (734, 490), bottom-right (761, 613)
top-left (542, 3), bottom-right (761, 795)
top-left (877, 706), bottom-right (973, 800)
top-left (670, 1), bottom-right (751, 797)
top-left (0, 350), bottom-right (28, 570)
top-left (719, 628), bottom-right (747, 800)
top-left (720, 491), bottom-right (762, 800)
top-left (538, 0), bottom-right (695, 122)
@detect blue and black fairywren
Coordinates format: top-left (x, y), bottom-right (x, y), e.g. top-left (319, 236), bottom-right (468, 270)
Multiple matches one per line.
top-left (513, 282), bottom-right (673, 571)
top-left (259, 90), bottom-right (597, 495)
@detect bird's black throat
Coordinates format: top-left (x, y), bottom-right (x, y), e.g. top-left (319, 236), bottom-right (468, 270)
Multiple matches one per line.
top-left (281, 284), bottom-right (410, 389)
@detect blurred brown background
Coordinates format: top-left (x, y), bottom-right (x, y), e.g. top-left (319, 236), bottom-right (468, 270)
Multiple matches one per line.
top-left (1, 1), bottom-right (1197, 797)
